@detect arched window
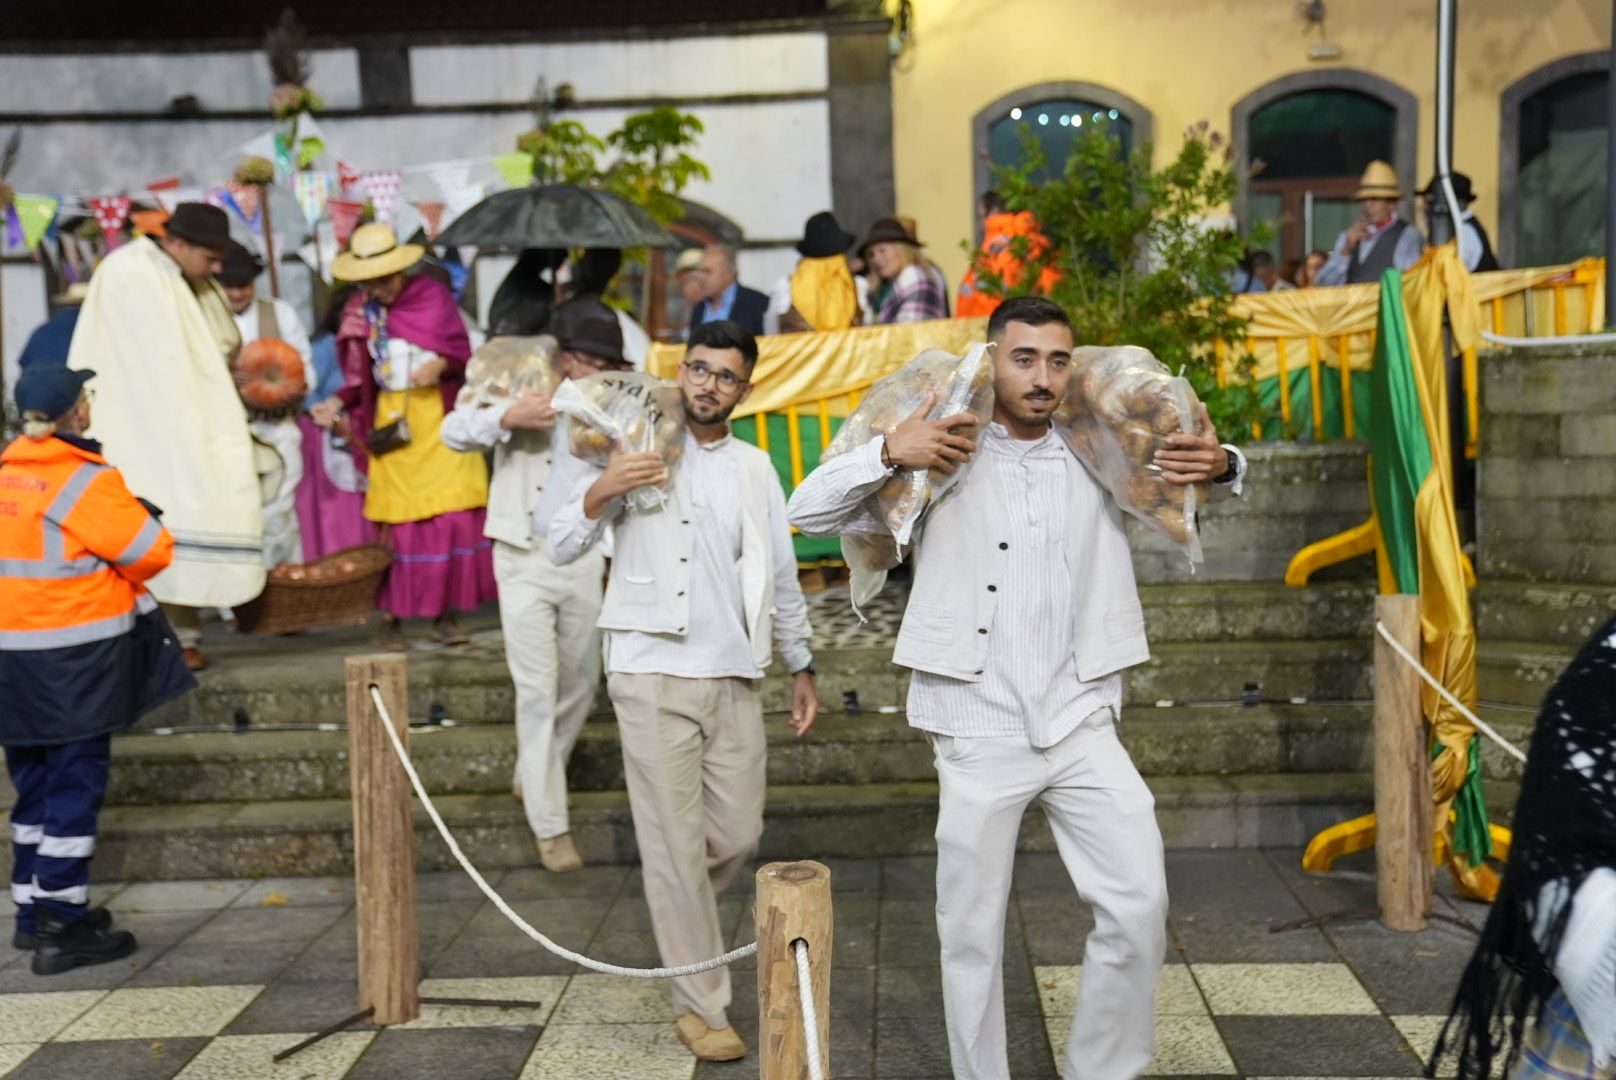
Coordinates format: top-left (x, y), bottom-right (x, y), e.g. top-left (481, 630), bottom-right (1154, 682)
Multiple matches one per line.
top-left (1502, 56), bottom-right (1607, 267)
top-left (972, 82), bottom-right (1153, 218)
top-left (1232, 71), bottom-right (1417, 268)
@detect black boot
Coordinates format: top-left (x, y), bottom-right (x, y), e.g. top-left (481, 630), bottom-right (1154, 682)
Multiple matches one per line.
top-left (31, 910), bottom-right (136, 975)
top-left (13, 907), bottom-right (114, 951)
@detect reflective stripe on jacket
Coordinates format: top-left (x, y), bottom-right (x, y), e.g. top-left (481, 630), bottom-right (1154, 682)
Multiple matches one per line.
top-left (0, 435), bottom-right (173, 651)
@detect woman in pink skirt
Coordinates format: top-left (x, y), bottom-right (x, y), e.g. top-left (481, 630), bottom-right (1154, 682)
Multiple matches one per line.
top-left (315, 225), bottom-right (495, 649)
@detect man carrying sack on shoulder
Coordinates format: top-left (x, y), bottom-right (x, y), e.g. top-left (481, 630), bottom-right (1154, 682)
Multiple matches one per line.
top-left (788, 296), bottom-right (1249, 1080)
top-left (549, 319), bottom-right (819, 1063)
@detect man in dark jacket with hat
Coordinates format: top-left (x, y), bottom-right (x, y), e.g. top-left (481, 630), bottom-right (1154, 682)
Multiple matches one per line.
top-left (1421, 172), bottom-right (1501, 272)
top-left (1, 366), bottom-right (194, 974)
top-left (765, 211), bottom-right (863, 334)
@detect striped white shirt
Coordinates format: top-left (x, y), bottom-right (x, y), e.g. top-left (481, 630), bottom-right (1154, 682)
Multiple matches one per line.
top-left (904, 424), bottom-right (1122, 747)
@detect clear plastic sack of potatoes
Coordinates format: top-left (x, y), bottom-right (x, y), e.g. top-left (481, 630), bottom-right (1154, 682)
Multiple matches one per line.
top-left (461, 335), bottom-right (560, 403)
top-left (552, 371), bottom-right (686, 511)
top-left (1053, 344), bottom-right (1204, 564)
top-left (821, 343), bottom-right (995, 607)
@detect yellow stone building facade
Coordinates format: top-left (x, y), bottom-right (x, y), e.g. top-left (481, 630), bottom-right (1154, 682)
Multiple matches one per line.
top-left (890, 0), bottom-right (1610, 286)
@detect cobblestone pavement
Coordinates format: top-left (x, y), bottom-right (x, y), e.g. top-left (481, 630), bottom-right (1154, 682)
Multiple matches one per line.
top-left (0, 850), bottom-right (1483, 1079)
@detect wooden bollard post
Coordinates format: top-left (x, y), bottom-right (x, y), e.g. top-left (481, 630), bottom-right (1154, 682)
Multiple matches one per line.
top-left (1373, 595), bottom-right (1433, 931)
top-left (346, 654), bottom-right (420, 1024)
top-left (756, 861), bottom-right (833, 1080)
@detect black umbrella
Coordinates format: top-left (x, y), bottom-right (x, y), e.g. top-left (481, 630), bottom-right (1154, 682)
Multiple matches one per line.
top-left (436, 184), bottom-right (676, 251)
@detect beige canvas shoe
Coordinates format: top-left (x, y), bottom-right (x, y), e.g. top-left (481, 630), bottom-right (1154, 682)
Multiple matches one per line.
top-left (536, 833), bottom-right (583, 874)
top-left (675, 1012), bottom-right (746, 1062)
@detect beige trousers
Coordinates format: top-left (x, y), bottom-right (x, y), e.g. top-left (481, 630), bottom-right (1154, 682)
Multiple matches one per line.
top-left (607, 672), bottom-right (766, 1030)
top-left (493, 540), bottom-right (604, 841)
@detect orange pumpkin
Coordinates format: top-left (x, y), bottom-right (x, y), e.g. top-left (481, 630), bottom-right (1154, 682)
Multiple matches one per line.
top-left (234, 338), bottom-right (308, 410)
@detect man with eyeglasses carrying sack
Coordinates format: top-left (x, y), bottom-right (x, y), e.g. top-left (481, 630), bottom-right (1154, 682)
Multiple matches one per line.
top-left (549, 319), bottom-right (819, 1064)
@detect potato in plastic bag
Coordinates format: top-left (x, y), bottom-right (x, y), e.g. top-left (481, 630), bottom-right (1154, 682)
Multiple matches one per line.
top-left (461, 335), bottom-right (560, 402)
top-left (1053, 345), bottom-right (1204, 564)
top-left (552, 371), bottom-right (686, 511)
top-left (821, 343), bottom-right (995, 607)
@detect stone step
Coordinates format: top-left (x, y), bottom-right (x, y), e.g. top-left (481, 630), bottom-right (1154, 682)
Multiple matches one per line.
top-left (139, 634), bottom-right (1374, 733)
top-left (84, 772), bottom-right (1518, 882)
top-left (1477, 639), bottom-right (1578, 708)
top-left (1473, 581), bottom-right (1616, 649)
top-left (104, 699), bottom-right (1534, 810)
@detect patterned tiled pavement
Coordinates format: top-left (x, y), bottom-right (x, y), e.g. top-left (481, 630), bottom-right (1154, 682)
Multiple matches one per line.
top-left (0, 850), bottom-right (1485, 1079)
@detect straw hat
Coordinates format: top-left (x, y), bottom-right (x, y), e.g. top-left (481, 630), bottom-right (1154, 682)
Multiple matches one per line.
top-left (1353, 160), bottom-right (1402, 201)
top-left (331, 223), bottom-right (425, 282)
top-left (674, 247), bottom-right (704, 275)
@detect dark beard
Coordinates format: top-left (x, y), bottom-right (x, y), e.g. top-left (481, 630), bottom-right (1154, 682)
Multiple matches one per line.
top-left (1003, 396), bottom-right (1056, 429)
top-left (683, 393), bottom-right (736, 426)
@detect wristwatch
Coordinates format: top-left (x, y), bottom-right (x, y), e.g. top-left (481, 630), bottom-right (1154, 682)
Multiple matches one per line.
top-left (795, 664), bottom-right (816, 677)
top-left (1212, 448), bottom-right (1239, 485)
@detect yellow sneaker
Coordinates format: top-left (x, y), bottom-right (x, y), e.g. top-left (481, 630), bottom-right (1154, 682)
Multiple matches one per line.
top-left (675, 1012), bottom-right (746, 1062)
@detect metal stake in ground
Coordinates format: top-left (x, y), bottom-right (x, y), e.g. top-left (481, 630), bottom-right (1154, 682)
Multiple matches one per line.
top-left (346, 653), bottom-right (420, 1024)
top-left (756, 861), bottom-right (833, 1080)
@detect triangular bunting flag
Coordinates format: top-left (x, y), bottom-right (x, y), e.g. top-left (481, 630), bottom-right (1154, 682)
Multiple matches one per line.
top-left (360, 170), bottom-right (403, 223)
top-left (146, 175), bottom-right (182, 193)
top-left (430, 164), bottom-right (484, 216)
top-left (130, 208), bottom-right (169, 237)
top-left (415, 200), bottom-right (446, 240)
top-left (293, 172), bottom-right (331, 230)
top-left (88, 196), bottom-right (132, 248)
top-left (12, 195), bottom-right (60, 251)
top-left (337, 160), bottom-right (362, 194)
top-left (223, 181), bottom-right (261, 226)
top-left (327, 198), bottom-right (365, 247)
top-left (493, 152), bottom-right (534, 190)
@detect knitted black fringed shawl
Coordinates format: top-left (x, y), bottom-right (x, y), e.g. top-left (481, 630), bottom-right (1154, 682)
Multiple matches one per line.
top-left (1429, 612), bottom-right (1616, 1078)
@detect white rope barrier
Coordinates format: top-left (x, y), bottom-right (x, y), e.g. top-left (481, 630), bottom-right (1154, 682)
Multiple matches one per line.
top-left (1373, 622), bottom-right (1529, 764)
top-left (793, 939), bottom-right (827, 1080)
top-left (368, 686), bottom-right (758, 979)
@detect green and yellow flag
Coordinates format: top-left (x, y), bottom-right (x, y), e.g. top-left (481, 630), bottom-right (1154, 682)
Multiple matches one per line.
top-left (1369, 245), bottom-right (1495, 898)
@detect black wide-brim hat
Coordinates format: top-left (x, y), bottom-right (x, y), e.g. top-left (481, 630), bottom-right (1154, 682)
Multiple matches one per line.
top-left (858, 217), bottom-right (921, 259)
top-left (216, 240), bottom-right (265, 286)
top-left (163, 202), bottom-right (233, 252)
top-left (1419, 172), bottom-right (1476, 204)
top-left (798, 211), bottom-right (856, 258)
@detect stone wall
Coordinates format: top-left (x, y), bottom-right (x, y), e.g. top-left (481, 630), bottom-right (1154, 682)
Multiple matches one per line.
top-left (1130, 442), bottom-right (1373, 584)
top-left (1479, 344), bottom-right (1616, 584)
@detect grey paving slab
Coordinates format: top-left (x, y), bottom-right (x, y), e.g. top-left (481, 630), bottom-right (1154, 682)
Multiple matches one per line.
top-left (230, 876), bottom-right (354, 908)
top-left (1016, 894), bottom-right (1097, 967)
top-left (128, 940), bottom-right (301, 987)
top-left (822, 857), bottom-right (882, 894)
top-left (456, 897), bottom-right (605, 943)
top-left (1319, 919), bottom-right (1477, 1016)
top-left (1264, 847), bottom-right (1385, 918)
top-left (427, 934), bottom-right (589, 979)
top-left (499, 865), bottom-right (631, 900)
top-left (183, 904), bottom-right (347, 946)
top-left (107, 880), bottom-right (252, 913)
top-left (0, 950), bottom-right (145, 994)
top-left (1, 1036), bottom-right (209, 1080)
top-left (343, 1026), bottom-right (540, 1080)
top-left (880, 856), bottom-right (938, 897)
top-left (222, 976), bottom-right (375, 1035)
top-left (1167, 849), bottom-right (1338, 962)
top-left (1215, 1014), bottom-right (1425, 1077)
top-left (828, 1016), bottom-right (876, 1079)
top-left (873, 1013), bottom-right (954, 1078)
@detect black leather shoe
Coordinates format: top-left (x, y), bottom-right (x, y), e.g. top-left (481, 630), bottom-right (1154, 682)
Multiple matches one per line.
top-left (13, 906), bottom-right (114, 951)
top-left (30, 910), bottom-right (136, 975)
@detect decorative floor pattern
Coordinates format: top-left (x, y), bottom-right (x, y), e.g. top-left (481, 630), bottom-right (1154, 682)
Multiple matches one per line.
top-left (0, 851), bottom-right (1484, 1079)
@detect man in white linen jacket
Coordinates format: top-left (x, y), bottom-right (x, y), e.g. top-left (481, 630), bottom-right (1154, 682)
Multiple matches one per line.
top-left (786, 296), bottom-right (1248, 1080)
top-left (439, 304), bottom-right (632, 874)
top-left (549, 318), bottom-right (820, 1065)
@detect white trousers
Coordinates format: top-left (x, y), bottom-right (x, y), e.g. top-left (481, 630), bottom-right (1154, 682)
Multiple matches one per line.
top-left (249, 417), bottom-right (304, 569)
top-left (931, 712), bottom-right (1168, 1080)
top-left (494, 539), bottom-right (605, 841)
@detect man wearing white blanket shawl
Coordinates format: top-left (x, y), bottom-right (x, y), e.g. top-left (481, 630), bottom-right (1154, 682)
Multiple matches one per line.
top-left (788, 296), bottom-right (1248, 1080)
top-left (67, 203), bottom-right (264, 672)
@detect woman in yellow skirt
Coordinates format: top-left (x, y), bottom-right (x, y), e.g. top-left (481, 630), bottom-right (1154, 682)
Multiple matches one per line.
top-left (321, 225), bottom-right (495, 649)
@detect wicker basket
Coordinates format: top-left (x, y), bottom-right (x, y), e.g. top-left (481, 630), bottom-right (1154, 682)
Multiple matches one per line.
top-left (234, 544), bottom-right (392, 636)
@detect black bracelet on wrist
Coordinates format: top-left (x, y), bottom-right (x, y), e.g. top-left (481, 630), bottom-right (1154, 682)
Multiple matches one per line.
top-left (1212, 451), bottom-right (1239, 484)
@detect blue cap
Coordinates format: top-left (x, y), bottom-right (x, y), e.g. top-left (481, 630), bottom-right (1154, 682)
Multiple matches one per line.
top-left (15, 366), bottom-right (95, 419)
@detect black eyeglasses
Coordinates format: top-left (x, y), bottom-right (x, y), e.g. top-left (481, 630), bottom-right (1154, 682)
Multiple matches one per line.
top-left (682, 359), bottom-right (748, 391)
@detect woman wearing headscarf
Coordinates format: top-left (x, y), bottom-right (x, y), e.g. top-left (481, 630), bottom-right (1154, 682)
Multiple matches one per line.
top-left (764, 211), bottom-right (862, 334)
top-left (321, 224), bottom-right (495, 649)
top-left (1431, 612), bottom-right (1616, 1079)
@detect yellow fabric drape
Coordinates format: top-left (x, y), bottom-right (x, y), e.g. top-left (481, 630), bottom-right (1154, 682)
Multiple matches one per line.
top-left (1229, 258), bottom-right (1604, 382)
top-left (648, 317), bottom-right (988, 416)
top-left (1398, 244), bottom-right (1497, 900)
top-left (790, 255), bottom-right (860, 332)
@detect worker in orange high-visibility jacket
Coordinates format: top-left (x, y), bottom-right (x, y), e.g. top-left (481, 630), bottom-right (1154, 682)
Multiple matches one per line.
top-left (956, 191), bottom-right (1061, 319)
top-left (0, 365), bottom-right (194, 976)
